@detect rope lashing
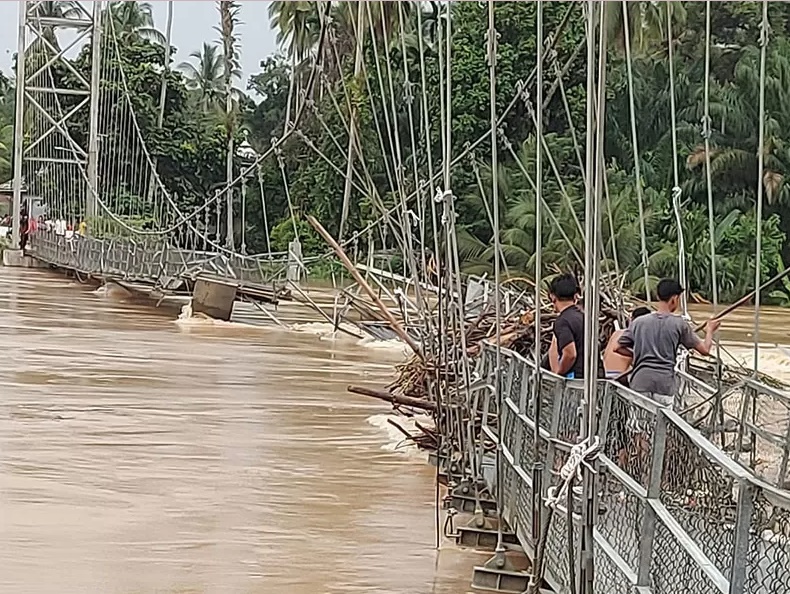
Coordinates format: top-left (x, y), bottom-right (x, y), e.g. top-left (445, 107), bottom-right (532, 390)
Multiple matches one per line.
top-left (545, 436), bottom-right (602, 509)
top-left (671, 185), bottom-right (688, 296)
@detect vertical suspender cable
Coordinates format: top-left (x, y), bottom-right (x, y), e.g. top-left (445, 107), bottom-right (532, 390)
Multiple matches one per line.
top-left (531, 0), bottom-right (544, 552)
top-left (487, 0), bottom-right (504, 555)
top-left (12, 0), bottom-right (27, 250)
top-left (703, 0), bottom-right (724, 437)
top-left (754, 0), bottom-right (769, 376)
top-left (666, 5), bottom-right (688, 316)
top-left (581, 2), bottom-right (606, 592)
top-left (703, 0), bottom-right (718, 312)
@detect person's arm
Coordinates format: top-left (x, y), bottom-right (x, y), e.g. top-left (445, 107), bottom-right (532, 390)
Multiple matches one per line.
top-left (552, 318), bottom-right (577, 376)
top-left (615, 326), bottom-right (634, 358)
top-left (684, 319), bottom-right (720, 356)
top-left (547, 336), bottom-right (559, 372)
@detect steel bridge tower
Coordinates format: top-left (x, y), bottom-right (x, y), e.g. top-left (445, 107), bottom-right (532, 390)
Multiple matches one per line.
top-left (11, 0), bottom-right (102, 249)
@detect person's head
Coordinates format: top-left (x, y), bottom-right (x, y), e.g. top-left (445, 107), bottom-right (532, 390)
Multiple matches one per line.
top-left (629, 306), bottom-right (651, 326)
top-left (656, 278), bottom-right (685, 312)
top-left (549, 273), bottom-right (580, 311)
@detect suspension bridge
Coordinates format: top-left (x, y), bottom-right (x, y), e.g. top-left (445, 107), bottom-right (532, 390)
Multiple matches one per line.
top-left (5, 1), bottom-right (790, 594)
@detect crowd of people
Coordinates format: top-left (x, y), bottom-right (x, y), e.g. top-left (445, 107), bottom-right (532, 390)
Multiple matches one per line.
top-left (542, 273), bottom-right (721, 409)
top-left (3, 207), bottom-right (88, 252)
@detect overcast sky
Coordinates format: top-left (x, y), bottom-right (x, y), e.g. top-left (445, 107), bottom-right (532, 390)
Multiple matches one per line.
top-left (0, 1), bottom-right (280, 88)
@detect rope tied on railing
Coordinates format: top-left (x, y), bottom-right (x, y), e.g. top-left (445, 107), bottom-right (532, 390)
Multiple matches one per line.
top-left (545, 436), bottom-right (601, 509)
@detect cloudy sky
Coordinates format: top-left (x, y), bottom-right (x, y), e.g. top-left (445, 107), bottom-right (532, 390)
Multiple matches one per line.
top-left (0, 1), bottom-right (280, 87)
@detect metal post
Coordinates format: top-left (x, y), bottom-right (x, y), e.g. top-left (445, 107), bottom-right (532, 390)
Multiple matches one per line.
top-left (728, 478), bottom-right (755, 594)
top-left (11, 0), bottom-right (27, 250)
top-left (86, 0), bottom-right (103, 222)
top-left (636, 411), bottom-right (668, 587)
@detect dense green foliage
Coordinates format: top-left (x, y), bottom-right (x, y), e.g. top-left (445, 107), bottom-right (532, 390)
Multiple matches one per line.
top-left (4, 1), bottom-right (790, 302)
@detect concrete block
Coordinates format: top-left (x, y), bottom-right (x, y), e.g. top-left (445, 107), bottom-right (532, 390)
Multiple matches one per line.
top-left (2, 249), bottom-right (48, 268)
top-left (192, 277), bottom-right (238, 321)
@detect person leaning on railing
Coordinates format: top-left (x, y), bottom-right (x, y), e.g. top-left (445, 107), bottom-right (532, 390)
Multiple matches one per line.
top-left (615, 278), bottom-right (720, 408)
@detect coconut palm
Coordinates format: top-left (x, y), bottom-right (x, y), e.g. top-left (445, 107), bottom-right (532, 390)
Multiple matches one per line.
top-left (268, 1), bottom-right (321, 64)
top-left (686, 39), bottom-right (790, 207)
top-left (605, 1), bottom-right (687, 57)
top-left (28, 1), bottom-right (82, 52)
top-left (107, 1), bottom-right (166, 45)
top-left (178, 43), bottom-right (225, 111)
top-left (0, 123), bottom-right (13, 182)
top-left (217, 0), bottom-right (242, 250)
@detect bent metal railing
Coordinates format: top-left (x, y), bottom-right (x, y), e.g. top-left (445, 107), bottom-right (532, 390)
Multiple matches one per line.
top-left (476, 343), bottom-right (790, 594)
top-left (27, 230), bottom-right (291, 288)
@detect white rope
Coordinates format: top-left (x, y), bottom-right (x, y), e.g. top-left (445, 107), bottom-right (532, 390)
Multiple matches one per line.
top-left (666, 6), bottom-right (688, 317)
top-left (545, 437), bottom-right (601, 508)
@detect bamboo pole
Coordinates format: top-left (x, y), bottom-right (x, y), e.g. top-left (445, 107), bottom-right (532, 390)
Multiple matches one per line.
top-left (307, 215), bottom-right (423, 357)
top-left (693, 267), bottom-right (790, 332)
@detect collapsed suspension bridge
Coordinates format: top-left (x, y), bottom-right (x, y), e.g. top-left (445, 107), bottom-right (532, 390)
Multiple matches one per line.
top-left (6, 2), bottom-right (790, 594)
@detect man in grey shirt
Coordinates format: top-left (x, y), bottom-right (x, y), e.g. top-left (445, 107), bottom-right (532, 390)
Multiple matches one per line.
top-left (617, 279), bottom-right (719, 407)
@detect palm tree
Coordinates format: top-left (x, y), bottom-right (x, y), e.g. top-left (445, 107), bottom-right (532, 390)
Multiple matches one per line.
top-left (107, 1), bottom-right (166, 45)
top-left (268, 1), bottom-right (320, 65)
top-left (28, 1), bottom-right (81, 52)
top-left (0, 123), bottom-right (13, 182)
top-left (178, 43), bottom-right (225, 111)
top-left (686, 39), bottom-right (790, 206)
top-left (606, 1), bottom-right (687, 57)
top-left (217, 0), bottom-right (242, 250)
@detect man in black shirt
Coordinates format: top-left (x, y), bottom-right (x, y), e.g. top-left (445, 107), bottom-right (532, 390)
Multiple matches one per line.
top-left (545, 273), bottom-right (587, 379)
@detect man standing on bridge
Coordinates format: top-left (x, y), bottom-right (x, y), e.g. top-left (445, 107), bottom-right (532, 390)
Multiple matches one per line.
top-left (616, 278), bottom-right (720, 407)
top-left (543, 273), bottom-right (603, 380)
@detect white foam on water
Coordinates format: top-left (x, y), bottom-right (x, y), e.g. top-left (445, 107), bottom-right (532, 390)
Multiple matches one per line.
top-left (92, 283), bottom-right (132, 300)
top-left (367, 412), bottom-right (433, 462)
top-left (357, 335), bottom-right (409, 354)
top-left (173, 303), bottom-right (267, 332)
top-left (291, 321), bottom-right (361, 339)
top-left (722, 344), bottom-right (790, 385)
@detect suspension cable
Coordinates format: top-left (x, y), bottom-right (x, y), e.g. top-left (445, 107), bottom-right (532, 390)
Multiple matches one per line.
top-left (754, 0), bottom-right (769, 377)
top-left (621, 0), bottom-right (651, 302)
top-left (666, 4), bottom-right (688, 316)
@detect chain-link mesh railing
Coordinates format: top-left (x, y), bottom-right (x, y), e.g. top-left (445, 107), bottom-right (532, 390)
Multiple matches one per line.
top-left (477, 342), bottom-right (790, 594)
top-left (28, 229), bottom-right (291, 289)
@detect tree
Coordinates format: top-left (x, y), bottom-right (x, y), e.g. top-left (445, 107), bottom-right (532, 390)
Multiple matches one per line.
top-left (178, 43), bottom-right (225, 111)
top-left (107, 1), bottom-right (166, 45)
top-left (217, 0), bottom-right (242, 249)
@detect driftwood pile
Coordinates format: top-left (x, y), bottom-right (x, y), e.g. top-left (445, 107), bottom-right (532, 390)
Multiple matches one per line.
top-left (340, 296), bottom-right (626, 453)
top-left (386, 303), bottom-right (623, 406)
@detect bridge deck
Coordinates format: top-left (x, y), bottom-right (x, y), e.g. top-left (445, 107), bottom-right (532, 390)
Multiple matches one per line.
top-left (471, 344), bottom-right (790, 594)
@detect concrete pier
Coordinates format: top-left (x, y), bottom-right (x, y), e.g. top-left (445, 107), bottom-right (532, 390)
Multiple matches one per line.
top-left (2, 249), bottom-right (48, 268)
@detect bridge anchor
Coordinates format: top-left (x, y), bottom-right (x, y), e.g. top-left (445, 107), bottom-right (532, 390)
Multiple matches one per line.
top-left (471, 548), bottom-right (533, 593)
top-left (444, 479), bottom-right (497, 515)
top-left (456, 514), bottom-right (519, 550)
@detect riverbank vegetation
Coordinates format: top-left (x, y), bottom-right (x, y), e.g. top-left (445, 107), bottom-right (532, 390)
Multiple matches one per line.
top-left (3, 1), bottom-right (790, 304)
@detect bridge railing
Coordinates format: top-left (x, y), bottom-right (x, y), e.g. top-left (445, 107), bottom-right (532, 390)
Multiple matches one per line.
top-left (675, 362), bottom-right (790, 490)
top-left (476, 342), bottom-right (790, 594)
top-left (27, 230), bottom-right (291, 288)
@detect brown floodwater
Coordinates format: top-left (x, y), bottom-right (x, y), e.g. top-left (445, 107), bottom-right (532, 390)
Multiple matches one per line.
top-left (0, 268), bottom-right (486, 594)
top-left (3, 269), bottom-right (790, 594)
